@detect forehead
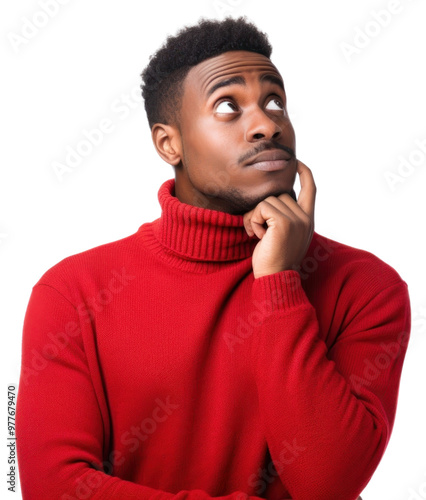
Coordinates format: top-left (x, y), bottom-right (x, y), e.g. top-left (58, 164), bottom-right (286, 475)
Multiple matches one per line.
top-left (184, 50), bottom-right (283, 97)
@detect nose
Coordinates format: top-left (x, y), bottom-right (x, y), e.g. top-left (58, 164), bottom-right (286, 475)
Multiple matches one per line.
top-left (245, 106), bottom-right (282, 142)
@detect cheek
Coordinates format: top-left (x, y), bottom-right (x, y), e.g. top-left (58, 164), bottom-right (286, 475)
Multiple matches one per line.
top-left (284, 120), bottom-right (296, 145)
top-left (187, 119), bottom-right (234, 164)
top-left (204, 121), bottom-right (240, 156)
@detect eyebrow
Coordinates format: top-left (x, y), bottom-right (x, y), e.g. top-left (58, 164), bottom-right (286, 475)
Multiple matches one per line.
top-left (206, 74), bottom-right (284, 97)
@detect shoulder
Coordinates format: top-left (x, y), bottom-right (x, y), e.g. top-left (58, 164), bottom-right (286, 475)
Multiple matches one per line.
top-left (31, 230), bottom-right (143, 299)
top-left (303, 232), bottom-right (410, 344)
top-left (304, 231), bottom-right (407, 297)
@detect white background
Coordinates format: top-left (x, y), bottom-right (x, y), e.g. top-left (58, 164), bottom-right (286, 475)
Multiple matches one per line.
top-left (1, 0), bottom-right (425, 498)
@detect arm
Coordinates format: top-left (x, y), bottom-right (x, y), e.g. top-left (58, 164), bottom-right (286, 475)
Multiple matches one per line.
top-left (249, 269), bottom-right (410, 500)
top-left (243, 160), bottom-right (410, 499)
top-left (16, 284), bottom-right (264, 500)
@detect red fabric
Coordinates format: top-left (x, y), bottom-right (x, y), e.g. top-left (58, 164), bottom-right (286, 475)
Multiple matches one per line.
top-left (16, 178), bottom-right (411, 500)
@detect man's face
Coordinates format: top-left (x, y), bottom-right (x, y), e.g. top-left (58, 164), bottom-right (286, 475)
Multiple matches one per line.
top-left (173, 50), bottom-right (297, 215)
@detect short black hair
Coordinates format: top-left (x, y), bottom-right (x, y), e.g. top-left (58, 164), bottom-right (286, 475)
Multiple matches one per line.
top-left (140, 17), bottom-right (273, 129)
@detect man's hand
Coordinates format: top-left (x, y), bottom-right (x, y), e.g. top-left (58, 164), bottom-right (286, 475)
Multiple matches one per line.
top-left (243, 160), bottom-right (316, 279)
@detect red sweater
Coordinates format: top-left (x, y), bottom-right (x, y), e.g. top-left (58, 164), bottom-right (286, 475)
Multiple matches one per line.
top-left (16, 178), bottom-right (411, 500)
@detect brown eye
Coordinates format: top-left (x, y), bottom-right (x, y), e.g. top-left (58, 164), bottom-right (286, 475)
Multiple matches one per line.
top-left (216, 100), bottom-right (238, 113)
top-left (266, 98), bottom-right (285, 112)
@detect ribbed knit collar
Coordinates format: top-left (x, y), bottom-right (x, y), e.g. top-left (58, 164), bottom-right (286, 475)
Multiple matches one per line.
top-left (151, 178), bottom-right (259, 262)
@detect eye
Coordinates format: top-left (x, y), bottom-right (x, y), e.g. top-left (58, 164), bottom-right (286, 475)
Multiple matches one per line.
top-left (265, 98), bottom-right (285, 112)
top-left (215, 100), bottom-right (238, 114)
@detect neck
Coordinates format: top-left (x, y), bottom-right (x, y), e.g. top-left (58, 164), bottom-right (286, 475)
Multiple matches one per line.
top-left (151, 178), bottom-right (258, 262)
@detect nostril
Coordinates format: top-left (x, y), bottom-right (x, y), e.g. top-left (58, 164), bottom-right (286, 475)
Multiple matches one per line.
top-left (253, 133), bottom-right (264, 140)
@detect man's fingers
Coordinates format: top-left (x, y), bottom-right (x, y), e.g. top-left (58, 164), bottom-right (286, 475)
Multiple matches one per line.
top-left (243, 199), bottom-right (291, 239)
top-left (243, 160), bottom-right (316, 239)
top-left (275, 192), bottom-right (312, 222)
top-left (296, 160), bottom-right (316, 222)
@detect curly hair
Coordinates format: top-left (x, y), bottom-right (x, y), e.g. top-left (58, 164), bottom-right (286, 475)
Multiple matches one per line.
top-left (140, 17), bottom-right (272, 129)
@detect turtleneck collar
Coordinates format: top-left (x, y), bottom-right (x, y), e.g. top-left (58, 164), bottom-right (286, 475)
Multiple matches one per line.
top-left (151, 178), bottom-right (258, 262)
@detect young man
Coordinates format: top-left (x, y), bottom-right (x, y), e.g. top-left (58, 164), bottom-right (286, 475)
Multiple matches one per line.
top-left (16, 17), bottom-right (410, 500)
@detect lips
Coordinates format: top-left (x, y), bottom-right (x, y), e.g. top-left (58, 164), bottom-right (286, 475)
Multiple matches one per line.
top-left (246, 149), bottom-right (293, 166)
top-left (245, 149), bottom-right (293, 172)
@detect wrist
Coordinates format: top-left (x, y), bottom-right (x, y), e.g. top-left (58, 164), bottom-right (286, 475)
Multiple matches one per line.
top-left (252, 270), bottom-right (307, 313)
top-left (254, 266), bottom-right (299, 279)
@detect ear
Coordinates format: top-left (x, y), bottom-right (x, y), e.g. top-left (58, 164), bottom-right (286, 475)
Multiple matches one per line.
top-left (151, 123), bottom-right (182, 167)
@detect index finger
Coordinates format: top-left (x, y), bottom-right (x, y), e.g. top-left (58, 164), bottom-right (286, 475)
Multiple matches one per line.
top-left (296, 159), bottom-right (316, 221)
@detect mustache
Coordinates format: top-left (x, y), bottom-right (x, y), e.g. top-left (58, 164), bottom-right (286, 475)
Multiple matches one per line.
top-left (238, 141), bottom-right (296, 165)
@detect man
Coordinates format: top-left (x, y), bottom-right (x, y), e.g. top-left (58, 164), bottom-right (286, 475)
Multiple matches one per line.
top-left (16, 17), bottom-right (410, 500)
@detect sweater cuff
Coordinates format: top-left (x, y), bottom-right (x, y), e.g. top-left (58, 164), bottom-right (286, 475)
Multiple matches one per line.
top-left (251, 270), bottom-right (309, 314)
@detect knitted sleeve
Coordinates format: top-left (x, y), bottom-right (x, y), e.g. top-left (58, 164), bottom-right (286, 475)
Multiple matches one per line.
top-left (16, 284), bottom-right (266, 500)
top-left (249, 269), bottom-right (411, 500)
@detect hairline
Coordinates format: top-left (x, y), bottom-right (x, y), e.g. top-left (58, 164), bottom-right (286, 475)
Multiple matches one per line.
top-left (158, 49), bottom-right (277, 129)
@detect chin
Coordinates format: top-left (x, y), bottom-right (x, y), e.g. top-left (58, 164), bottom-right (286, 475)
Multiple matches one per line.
top-left (214, 176), bottom-right (297, 214)
top-left (249, 182), bottom-right (297, 204)
top-left (268, 187), bottom-right (297, 202)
